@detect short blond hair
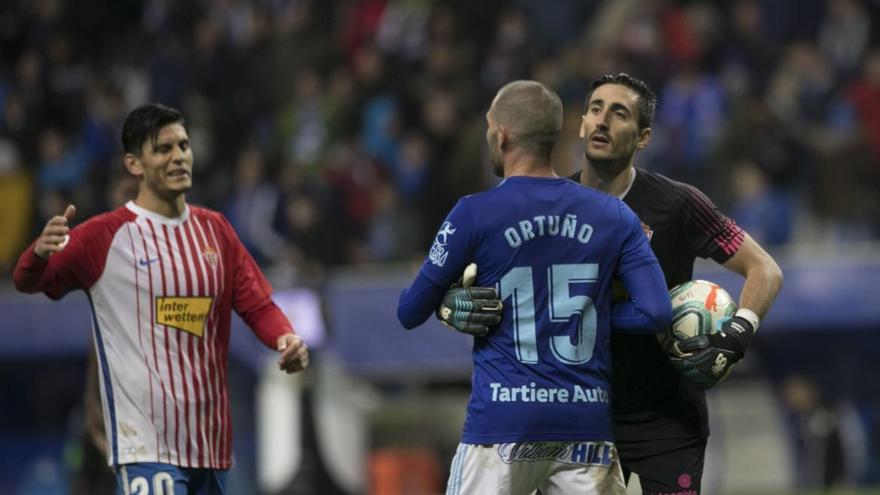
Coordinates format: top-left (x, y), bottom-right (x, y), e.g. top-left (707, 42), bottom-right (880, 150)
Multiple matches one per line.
top-left (490, 80), bottom-right (563, 157)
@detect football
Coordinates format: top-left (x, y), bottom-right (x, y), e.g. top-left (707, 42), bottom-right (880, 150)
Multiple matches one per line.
top-left (666, 280), bottom-right (737, 344)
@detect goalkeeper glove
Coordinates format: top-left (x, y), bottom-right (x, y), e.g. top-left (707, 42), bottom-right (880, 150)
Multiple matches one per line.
top-left (669, 309), bottom-right (760, 389)
top-left (436, 263), bottom-right (503, 337)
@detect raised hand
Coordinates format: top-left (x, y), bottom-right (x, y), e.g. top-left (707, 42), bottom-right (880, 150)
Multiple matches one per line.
top-left (35, 204), bottom-right (76, 259)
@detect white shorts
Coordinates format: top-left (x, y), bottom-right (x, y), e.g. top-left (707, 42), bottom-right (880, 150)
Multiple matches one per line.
top-left (445, 441), bottom-right (626, 495)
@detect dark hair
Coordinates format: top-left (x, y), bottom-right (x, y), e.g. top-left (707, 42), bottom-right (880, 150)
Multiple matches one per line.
top-left (491, 80), bottom-right (563, 157)
top-left (121, 103), bottom-right (187, 156)
top-left (585, 73), bottom-right (657, 129)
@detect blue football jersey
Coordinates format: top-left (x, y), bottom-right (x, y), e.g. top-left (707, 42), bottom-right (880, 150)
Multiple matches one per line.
top-left (416, 176), bottom-right (659, 443)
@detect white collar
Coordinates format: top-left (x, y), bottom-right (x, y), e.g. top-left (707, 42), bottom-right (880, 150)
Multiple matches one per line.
top-left (617, 167), bottom-right (637, 200)
top-left (125, 200), bottom-right (190, 226)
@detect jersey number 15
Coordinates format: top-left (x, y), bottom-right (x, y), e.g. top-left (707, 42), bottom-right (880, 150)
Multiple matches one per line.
top-left (500, 264), bottom-right (598, 366)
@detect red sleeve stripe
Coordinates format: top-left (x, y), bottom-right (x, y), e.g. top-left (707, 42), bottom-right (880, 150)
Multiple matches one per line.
top-left (685, 185), bottom-right (745, 256)
top-left (719, 218), bottom-right (745, 255)
top-left (684, 185), bottom-right (724, 234)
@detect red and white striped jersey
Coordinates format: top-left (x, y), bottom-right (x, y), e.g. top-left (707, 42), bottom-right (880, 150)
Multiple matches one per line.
top-left (14, 201), bottom-right (293, 468)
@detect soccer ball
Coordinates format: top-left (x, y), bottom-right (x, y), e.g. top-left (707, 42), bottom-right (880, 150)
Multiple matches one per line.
top-left (666, 280), bottom-right (737, 343)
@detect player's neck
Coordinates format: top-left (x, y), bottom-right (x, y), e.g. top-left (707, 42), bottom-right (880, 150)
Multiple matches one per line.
top-left (134, 189), bottom-right (187, 219)
top-left (581, 160), bottom-right (635, 198)
top-left (505, 154), bottom-right (557, 178)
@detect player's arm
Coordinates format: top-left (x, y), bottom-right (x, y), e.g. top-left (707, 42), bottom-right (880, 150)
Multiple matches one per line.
top-left (680, 233), bottom-right (783, 358)
top-left (612, 207), bottom-right (672, 334)
top-left (721, 233), bottom-right (783, 320)
top-left (612, 261), bottom-right (672, 334)
top-left (672, 188), bottom-right (783, 387)
top-left (400, 263), bottom-right (501, 335)
top-left (398, 274), bottom-right (448, 329)
top-left (13, 205), bottom-right (81, 298)
top-left (678, 185), bottom-right (783, 359)
top-left (225, 216), bottom-right (308, 373)
top-left (400, 199), bottom-right (492, 333)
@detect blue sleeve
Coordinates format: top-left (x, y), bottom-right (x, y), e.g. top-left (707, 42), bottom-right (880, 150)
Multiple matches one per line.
top-left (612, 206), bottom-right (672, 334)
top-left (397, 274), bottom-right (447, 329)
top-left (612, 262), bottom-right (672, 334)
top-left (396, 198), bottom-right (477, 329)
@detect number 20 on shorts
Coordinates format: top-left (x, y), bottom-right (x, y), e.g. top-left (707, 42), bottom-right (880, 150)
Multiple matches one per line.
top-left (127, 472), bottom-right (173, 495)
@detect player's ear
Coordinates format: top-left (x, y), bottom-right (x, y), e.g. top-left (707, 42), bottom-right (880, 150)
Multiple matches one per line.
top-left (123, 153), bottom-right (144, 177)
top-left (636, 127), bottom-right (652, 150)
top-left (579, 115), bottom-right (587, 138)
top-left (498, 125), bottom-right (510, 150)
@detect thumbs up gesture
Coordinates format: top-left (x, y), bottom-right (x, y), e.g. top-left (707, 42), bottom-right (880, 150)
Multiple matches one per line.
top-left (35, 204), bottom-right (76, 259)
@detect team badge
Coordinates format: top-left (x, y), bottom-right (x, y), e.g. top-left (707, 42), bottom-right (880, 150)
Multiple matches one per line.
top-left (202, 247), bottom-right (219, 268)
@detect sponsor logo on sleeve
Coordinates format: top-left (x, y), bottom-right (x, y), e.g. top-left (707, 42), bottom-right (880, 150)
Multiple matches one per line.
top-left (156, 296), bottom-right (213, 337)
top-left (429, 221), bottom-right (455, 267)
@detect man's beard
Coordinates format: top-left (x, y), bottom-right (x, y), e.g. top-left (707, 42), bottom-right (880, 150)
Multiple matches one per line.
top-left (584, 147), bottom-right (631, 176)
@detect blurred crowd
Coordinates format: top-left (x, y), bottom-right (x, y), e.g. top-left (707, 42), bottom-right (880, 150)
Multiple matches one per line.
top-left (2, 0), bottom-right (880, 282)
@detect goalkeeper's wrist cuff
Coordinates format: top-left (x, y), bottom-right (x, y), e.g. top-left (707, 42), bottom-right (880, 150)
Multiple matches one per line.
top-left (735, 308), bottom-right (760, 333)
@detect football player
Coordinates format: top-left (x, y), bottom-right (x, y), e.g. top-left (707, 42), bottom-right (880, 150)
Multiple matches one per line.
top-left (14, 104), bottom-right (310, 493)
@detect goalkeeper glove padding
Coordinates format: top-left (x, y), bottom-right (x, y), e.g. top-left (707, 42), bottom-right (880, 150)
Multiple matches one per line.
top-left (669, 309), bottom-right (759, 389)
top-left (435, 263), bottom-right (502, 337)
top-left (437, 286), bottom-right (503, 337)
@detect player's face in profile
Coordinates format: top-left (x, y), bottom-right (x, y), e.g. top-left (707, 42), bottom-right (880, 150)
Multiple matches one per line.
top-left (137, 123), bottom-right (194, 196)
top-left (581, 84), bottom-right (644, 172)
top-left (486, 110), bottom-right (504, 177)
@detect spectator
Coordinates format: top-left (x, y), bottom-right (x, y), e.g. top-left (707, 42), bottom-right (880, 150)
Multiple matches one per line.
top-left (729, 161), bottom-right (793, 247)
top-left (781, 375), bottom-right (848, 489)
top-left (0, 0), bottom-right (878, 272)
top-left (224, 146), bottom-right (284, 265)
top-left (0, 139), bottom-right (31, 274)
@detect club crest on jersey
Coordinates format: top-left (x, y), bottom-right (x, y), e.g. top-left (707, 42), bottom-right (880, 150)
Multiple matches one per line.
top-left (156, 296), bottom-right (213, 337)
top-left (429, 221), bottom-right (455, 267)
top-left (641, 221), bottom-right (654, 241)
top-left (202, 247), bottom-right (219, 268)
